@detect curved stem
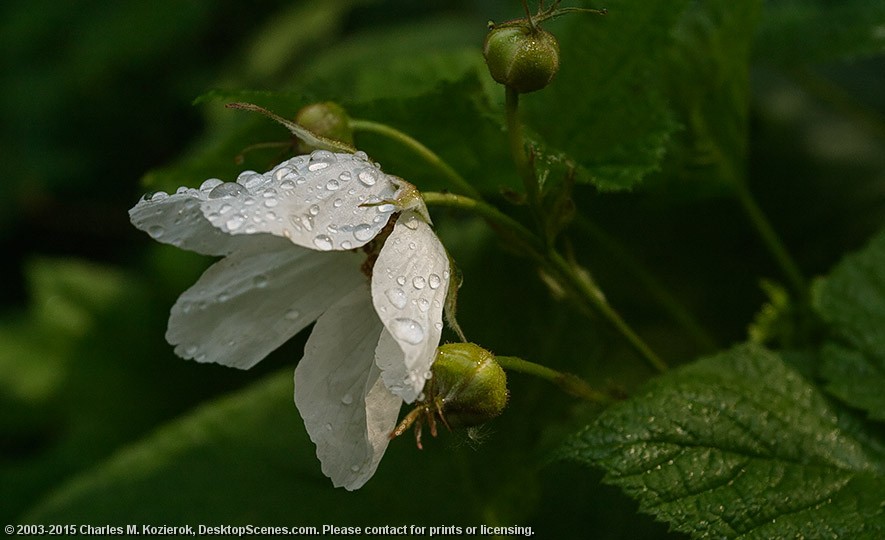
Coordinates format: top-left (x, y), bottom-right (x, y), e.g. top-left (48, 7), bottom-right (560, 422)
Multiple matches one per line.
top-left (423, 191), bottom-right (669, 374)
top-left (497, 355), bottom-right (613, 404)
top-left (504, 87), bottom-right (545, 240)
top-left (733, 180), bottom-right (808, 299)
top-left (349, 118), bottom-right (483, 200)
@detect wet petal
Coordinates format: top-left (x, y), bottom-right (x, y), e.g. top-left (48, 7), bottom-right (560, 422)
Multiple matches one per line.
top-left (371, 211), bottom-right (450, 402)
top-left (167, 241), bottom-right (364, 369)
top-left (129, 187), bottom-right (266, 256)
top-left (295, 284), bottom-right (401, 490)
top-left (199, 151), bottom-right (399, 251)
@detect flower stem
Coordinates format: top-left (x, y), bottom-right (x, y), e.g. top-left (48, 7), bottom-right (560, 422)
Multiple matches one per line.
top-left (504, 87), bottom-right (546, 240)
top-left (349, 118), bottom-right (483, 200)
top-left (496, 355), bottom-right (613, 404)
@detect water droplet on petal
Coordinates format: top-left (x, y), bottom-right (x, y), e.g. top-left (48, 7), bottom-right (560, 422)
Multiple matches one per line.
top-left (253, 275), bottom-right (268, 288)
top-left (354, 151), bottom-right (368, 161)
top-left (280, 179), bottom-right (296, 190)
top-left (390, 318), bottom-right (425, 345)
top-left (325, 423), bottom-right (333, 431)
top-left (308, 150), bottom-right (336, 171)
top-left (341, 394), bottom-right (353, 405)
top-left (417, 298), bottom-right (430, 312)
top-left (226, 215), bottom-right (245, 230)
top-left (350, 464), bottom-right (361, 472)
top-left (146, 191), bottom-right (169, 201)
top-left (284, 309), bottom-right (301, 320)
top-left (412, 276), bottom-right (426, 289)
top-left (313, 234), bottom-right (333, 250)
top-left (428, 273), bottom-right (442, 289)
top-left (341, 240), bottom-right (353, 249)
top-left (237, 171), bottom-right (263, 189)
top-left (209, 182), bottom-right (244, 199)
top-left (353, 224), bottom-right (374, 242)
top-left (402, 214), bottom-right (419, 229)
top-left (264, 198), bottom-right (278, 208)
top-left (376, 203), bottom-right (396, 213)
top-left (273, 167), bottom-right (293, 181)
top-left (339, 171), bottom-right (352, 182)
top-left (396, 276), bottom-right (406, 286)
top-left (385, 288), bottom-right (408, 309)
top-left (333, 198), bottom-right (343, 208)
top-left (148, 225), bottom-right (164, 239)
top-left (185, 344), bottom-right (198, 356)
top-left (423, 370), bottom-right (433, 380)
top-left (357, 168), bottom-right (377, 186)
top-left (434, 322), bottom-right (443, 330)
top-left (309, 204), bottom-right (320, 216)
top-left (200, 178), bottom-right (223, 192)
top-left (325, 179), bottom-right (340, 191)
top-left (217, 292), bottom-right (230, 303)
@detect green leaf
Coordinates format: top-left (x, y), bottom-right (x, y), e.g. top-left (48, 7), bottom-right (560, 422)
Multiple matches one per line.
top-left (813, 228), bottom-right (885, 420)
top-left (562, 344), bottom-right (885, 539)
top-left (521, 0), bottom-right (689, 191)
top-left (755, 0), bottom-right (885, 65)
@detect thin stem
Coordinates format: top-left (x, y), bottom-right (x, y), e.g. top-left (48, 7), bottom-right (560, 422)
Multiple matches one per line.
top-left (497, 355), bottom-right (613, 404)
top-left (504, 87), bottom-right (545, 239)
top-left (733, 180), bottom-right (808, 299)
top-left (349, 118), bottom-right (483, 199)
top-left (574, 215), bottom-right (718, 352)
top-left (226, 102), bottom-right (356, 153)
top-left (423, 191), bottom-right (669, 374)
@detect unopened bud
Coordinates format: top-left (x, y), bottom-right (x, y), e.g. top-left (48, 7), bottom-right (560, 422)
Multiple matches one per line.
top-left (483, 24), bottom-right (560, 93)
top-left (294, 102), bottom-right (353, 153)
top-left (431, 343), bottom-right (508, 427)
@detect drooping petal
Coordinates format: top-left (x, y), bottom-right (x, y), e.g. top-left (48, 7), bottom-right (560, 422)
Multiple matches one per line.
top-left (129, 187), bottom-right (266, 256)
top-left (371, 211), bottom-right (450, 403)
top-left (294, 284), bottom-right (401, 491)
top-left (166, 240), bottom-right (365, 369)
top-left (199, 151), bottom-right (399, 251)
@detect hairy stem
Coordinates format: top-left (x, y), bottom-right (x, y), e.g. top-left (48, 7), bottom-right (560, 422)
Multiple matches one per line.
top-left (496, 355), bottom-right (613, 404)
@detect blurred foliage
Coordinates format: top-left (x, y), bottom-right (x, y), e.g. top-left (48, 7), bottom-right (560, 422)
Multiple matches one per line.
top-left (1, 0), bottom-right (884, 537)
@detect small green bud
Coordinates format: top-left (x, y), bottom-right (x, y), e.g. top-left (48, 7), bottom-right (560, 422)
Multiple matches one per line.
top-left (293, 102), bottom-right (353, 153)
top-left (389, 343), bottom-right (508, 449)
top-left (483, 24), bottom-right (560, 93)
top-left (430, 343), bottom-right (508, 428)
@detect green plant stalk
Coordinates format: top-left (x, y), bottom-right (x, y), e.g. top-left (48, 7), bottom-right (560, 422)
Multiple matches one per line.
top-left (496, 355), bottom-right (613, 404)
top-left (349, 118), bottom-right (483, 200)
top-left (733, 179), bottom-right (808, 299)
top-left (575, 215), bottom-right (718, 352)
top-left (423, 191), bottom-right (669, 374)
top-left (504, 87), bottom-right (546, 240)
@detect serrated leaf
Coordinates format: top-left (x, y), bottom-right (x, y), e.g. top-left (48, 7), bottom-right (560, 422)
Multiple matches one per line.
top-left (562, 344), bottom-right (885, 539)
top-left (520, 0), bottom-right (689, 191)
top-left (813, 228), bottom-right (885, 420)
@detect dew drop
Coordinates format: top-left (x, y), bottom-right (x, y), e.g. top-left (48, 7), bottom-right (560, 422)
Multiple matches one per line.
top-left (408, 242), bottom-right (417, 250)
top-left (434, 322), bottom-right (443, 330)
top-left (308, 150), bottom-right (336, 171)
top-left (428, 273), bottom-right (442, 289)
top-left (176, 186), bottom-right (188, 194)
top-left (313, 234), bottom-right (333, 250)
top-left (353, 224), bottom-right (374, 242)
top-left (263, 198), bottom-right (278, 208)
top-left (385, 288), bottom-right (408, 309)
top-left (253, 275), bottom-right (269, 288)
top-left (396, 276), bottom-right (406, 286)
top-left (209, 182), bottom-right (245, 199)
top-left (226, 215), bottom-right (245, 230)
top-left (148, 225), bottom-right (164, 239)
top-left (200, 178), bottom-right (223, 192)
top-left (402, 214), bottom-right (419, 230)
top-left (423, 370), bottom-right (433, 380)
top-left (417, 298), bottom-right (430, 312)
top-left (284, 309), bottom-right (301, 320)
top-left (324, 423), bottom-right (333, 431)
top-left (341, 240), bottom-right (353, 249)
top-left (376, 203), bottom-right (396, 213)
top-left (309, 204), bottom-right (320, 216)
top-left (217, 292), bottom-right (230, 303)
top-left (219, 203), bottom-right (232, 215)
top-left (357, 168), bottom-right (377, 186)
top-left (147, 190), bottom-right (169, 201)
top-left (350, 464), bottom-right (361, 473)
top-left (185, 344), bottom-right (198, 356)
top-left (338, 171), bottom-right (352, 182)
top-left (237, 171), bottom-right (263, 189)
top-left (280, 179), bottom-right (296, 190)
top-left (325, 179), bottom-right (340, 191)
top-left (390, 318), bottom-right (425, 345)
top-left (341, 394), bottom-right (353, 405)
top-left (412, 276), bottom-right (426, 289)
top-left (354, 151), bottom-right (368, 161)
top-left (273, 167), bottom-right (293, 181)
top-left (333, 198), bottom-right (343, 208)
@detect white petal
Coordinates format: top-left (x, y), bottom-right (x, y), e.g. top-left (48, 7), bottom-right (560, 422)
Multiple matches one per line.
top-left (199, 151), bottom-right (399, 251)
top-left (294, 284), bottom-right (401, 490)
top-left (371, 211), bottom-right (450, 402)
top-left (166, 240), bottom-right (365, 369)
top-left (129, 187), bottom-right (270, 256)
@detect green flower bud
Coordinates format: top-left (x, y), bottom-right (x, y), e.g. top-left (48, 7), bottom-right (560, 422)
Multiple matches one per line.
top-left (430, 343), bottom-right (508, 428)
top-left (293, 102), bottom-right (353, 153)
top-left (390, 343), bottom-right (508, 449)
top-left (483, 23), bottom-right (560, 93)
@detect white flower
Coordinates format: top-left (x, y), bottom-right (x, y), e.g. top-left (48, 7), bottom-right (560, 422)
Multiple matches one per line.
top-left (130, 150), bottom-right (450, 490)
